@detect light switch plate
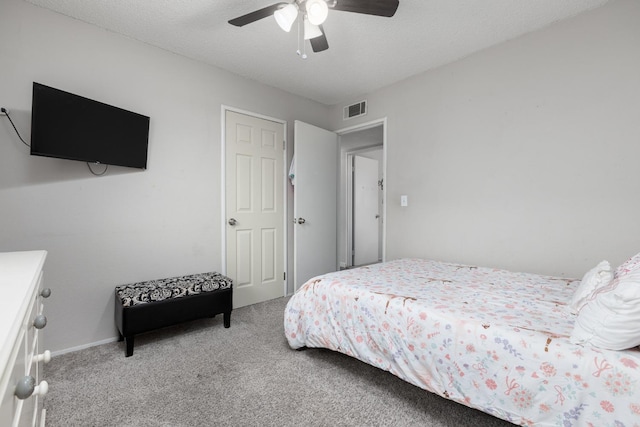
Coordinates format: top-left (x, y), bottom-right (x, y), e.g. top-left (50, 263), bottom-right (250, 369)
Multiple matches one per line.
top-left (400, 195), bottom-right (408, 207)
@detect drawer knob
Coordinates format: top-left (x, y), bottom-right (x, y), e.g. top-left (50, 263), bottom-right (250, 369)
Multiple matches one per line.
top-left (15, 377), bottom-right (48, 400)
top-left (41, 288), bottom-right (52, 298)
top-left (15, 376), bottom-right (35, 399)
top-left (33, 314), bottom-right (47, 329)
top-left (34, 380), bottom-right (49, 397)
top-left (34, 350), bottom-right (52, 364)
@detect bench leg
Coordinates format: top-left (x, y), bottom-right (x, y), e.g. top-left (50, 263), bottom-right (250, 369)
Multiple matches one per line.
top-left (223, 311), bottom-right (231, 328)
top-left (125, 335), bottom-right (134, 357)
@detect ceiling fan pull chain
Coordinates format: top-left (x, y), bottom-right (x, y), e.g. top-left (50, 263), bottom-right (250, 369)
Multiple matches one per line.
top-left (301, 12), bottom-right (308, 59)
top-left (296, 12), bottom-right (302, 57)
top-left (302, 32), bottom-right (308, 60)
top-left (296, 12), bottom-right (308, 59)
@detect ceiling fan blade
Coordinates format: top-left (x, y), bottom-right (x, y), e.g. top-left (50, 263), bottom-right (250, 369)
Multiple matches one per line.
top-left (330, 0), bottom-right (399, 17)
top-left (310, 25), bottom-right (329, 53)
top-left (228, 2), bottom-right (288, 27)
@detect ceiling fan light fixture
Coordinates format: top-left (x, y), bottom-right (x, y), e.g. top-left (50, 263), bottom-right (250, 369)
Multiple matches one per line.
top-left (306, 0), bottom-right (329, 26)
top-left (303, 19), bottom-right (322, 40)
top-left (274, 3), bottom-right (299, 32)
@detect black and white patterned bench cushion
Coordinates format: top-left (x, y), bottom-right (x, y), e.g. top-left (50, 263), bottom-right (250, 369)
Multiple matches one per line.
top-left (115, 272), bottom-right (232, 307)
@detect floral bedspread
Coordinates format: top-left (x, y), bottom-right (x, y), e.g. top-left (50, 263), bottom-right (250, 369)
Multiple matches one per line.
top-left (284, 259), bottom-right (640, 426)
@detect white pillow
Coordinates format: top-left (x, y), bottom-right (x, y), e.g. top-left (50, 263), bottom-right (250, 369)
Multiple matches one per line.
top-left (568, 260), bottom-right (612, 314)
top-left (570, 253), bottom-right (640, 350)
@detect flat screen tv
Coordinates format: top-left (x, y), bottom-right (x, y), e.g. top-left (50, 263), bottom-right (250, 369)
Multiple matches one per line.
top-left (30, 82), bottom-right (150, 169)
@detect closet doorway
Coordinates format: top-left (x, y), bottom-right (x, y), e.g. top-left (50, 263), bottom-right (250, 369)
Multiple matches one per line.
top-left (337, 121), bottom-right (385, 269)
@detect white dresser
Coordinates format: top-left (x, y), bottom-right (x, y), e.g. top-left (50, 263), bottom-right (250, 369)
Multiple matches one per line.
top-left (0, 251), bottom-right (51, 427)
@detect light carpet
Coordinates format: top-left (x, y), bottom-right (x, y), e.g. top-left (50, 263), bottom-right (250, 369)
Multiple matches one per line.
top-left (43, 297), bottom-right (514, 426)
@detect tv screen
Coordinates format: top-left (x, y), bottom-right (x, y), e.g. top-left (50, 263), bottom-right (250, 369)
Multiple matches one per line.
top-left (30, 82), bottom-right (150, 169)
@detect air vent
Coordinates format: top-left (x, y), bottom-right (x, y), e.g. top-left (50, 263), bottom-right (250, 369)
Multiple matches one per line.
top-left (343, 100), bottom-right (367, 120)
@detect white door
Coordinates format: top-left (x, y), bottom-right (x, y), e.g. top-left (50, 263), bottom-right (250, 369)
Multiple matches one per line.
top-left (353, 155), bottom-right (380, 266)
top-left (225, 110), bottom-right (285, 308)
top-left (293, 121), bottom-right (338, 290)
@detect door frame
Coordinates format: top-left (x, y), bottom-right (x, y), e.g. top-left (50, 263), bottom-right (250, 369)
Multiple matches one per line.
top-left (220, 105), bottom-right (289, 297)
top-left (336, 117), bottom-right (387, 268)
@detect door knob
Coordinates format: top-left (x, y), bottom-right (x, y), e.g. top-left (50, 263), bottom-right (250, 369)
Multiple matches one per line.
top-left (295, 218), bottom-right (306, 224)
top-left (228, 218), bottom-right (237, 226)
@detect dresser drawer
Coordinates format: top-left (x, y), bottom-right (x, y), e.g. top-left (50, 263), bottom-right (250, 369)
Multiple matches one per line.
top-left (0, 251), bottom-right (49, 427)
top-left (0, 327), bottom-right (27, 426)
top-left (25, 285), bottom-right (42, 373)
top-left (23, 293), bottom-right (43, 427)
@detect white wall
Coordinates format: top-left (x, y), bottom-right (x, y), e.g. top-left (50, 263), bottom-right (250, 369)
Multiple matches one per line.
top-left (330, 0), bottom-right (640, 278)
top-left (0, 0), bottom-right (330, 353)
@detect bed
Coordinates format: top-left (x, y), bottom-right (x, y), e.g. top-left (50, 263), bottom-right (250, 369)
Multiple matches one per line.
top-left (284, 258), bottom-right (640, 426)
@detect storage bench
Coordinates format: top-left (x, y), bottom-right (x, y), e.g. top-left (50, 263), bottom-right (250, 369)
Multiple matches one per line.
top-left (114, 272), bottom-right (232, 357)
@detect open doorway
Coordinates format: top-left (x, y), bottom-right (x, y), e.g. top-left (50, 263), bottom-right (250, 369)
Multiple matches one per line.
top-left (349, 148), bottom-right (383, 267)
top-left (337, 122), bottom-right (385, 269)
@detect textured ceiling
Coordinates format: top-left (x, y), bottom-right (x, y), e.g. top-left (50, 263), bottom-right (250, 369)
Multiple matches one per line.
top-left (24, 0), bottom-right (611, 106)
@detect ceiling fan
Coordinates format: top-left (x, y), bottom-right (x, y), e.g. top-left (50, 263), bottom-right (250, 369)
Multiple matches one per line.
top-left (228, 0), bottom-right (400, 58)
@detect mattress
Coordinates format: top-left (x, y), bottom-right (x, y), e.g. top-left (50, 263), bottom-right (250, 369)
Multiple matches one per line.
top-left (284, 258), bottom-right (640, 426)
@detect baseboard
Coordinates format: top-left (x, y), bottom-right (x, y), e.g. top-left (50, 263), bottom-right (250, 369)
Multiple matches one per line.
top-left (51, 336), bottom-right (119, 357)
